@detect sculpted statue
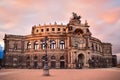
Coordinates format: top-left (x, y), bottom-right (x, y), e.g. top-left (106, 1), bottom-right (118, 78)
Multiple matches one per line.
top-left (72, 12), bottom-right (81, 20)
top-left (68, 12), bottom-right (81, 26)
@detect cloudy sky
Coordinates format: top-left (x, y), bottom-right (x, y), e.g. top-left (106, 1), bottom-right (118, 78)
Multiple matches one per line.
top-left (0, 0), bottom-right (120, 62)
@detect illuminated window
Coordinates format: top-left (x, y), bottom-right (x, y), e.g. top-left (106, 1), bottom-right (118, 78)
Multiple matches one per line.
top-left (27, 42), bottom-right (31, 49)
top-left (60, 40), bottom-right (65, 49)
top-left (50, 40), bottom-right (56, 49)
top-left (34, 41), bottom-right (39, 50)
top-left (41, 41), bottom-right (46, 50)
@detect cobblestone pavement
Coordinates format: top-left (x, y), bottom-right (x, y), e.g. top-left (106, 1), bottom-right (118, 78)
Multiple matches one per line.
top-left (0, 68), bottom-right (120, 80)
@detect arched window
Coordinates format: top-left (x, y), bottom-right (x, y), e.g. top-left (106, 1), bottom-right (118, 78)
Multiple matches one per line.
top-left (60, 40), bottom-right (65, 49)
top-left (41, 41), bottom-right (46, 50)
top-left (34, 41), bottom-right (39, 50)
top-left (50, 40), bottom-right (56, 49)
top-left (27, 42), bottom-right (31, 49)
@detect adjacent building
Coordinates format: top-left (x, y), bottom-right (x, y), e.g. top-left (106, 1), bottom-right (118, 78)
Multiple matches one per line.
top-left (4, 13), bottom-right (114, 69)
top-left (112, 55), bottom-right (117, 67)
top-left (0, 45), bottom-right (4, 67)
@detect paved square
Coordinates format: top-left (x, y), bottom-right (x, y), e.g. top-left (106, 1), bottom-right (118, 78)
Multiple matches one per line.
top-left (0, 68), bottom-right (120, 80)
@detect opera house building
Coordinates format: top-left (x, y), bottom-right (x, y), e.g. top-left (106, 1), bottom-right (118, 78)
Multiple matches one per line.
top-left (4, 13), bottom-right (114, 69)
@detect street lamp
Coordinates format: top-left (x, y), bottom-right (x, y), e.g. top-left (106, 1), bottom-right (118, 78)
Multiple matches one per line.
top-left (43, 36), bottom-right (50, 76)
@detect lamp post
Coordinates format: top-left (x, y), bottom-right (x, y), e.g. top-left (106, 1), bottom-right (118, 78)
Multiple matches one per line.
top-left (43, 36), bottom-right (49, 76)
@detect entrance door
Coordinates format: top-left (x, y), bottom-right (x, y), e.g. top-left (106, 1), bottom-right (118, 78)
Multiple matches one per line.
top-left (42, 61), bottom-right (45, 68)
top-left (78, 54), bottom-right (84, 68)
top-left (34, 61), bottom-right (38, 69)
top-left (51, 61), bottom-right (56, 68)
top-left (60, 61), bottom-right (65, 68)
top-left (26, 61), bottom-right (30, 68)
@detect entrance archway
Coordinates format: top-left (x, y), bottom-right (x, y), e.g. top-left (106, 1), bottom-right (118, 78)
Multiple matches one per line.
top-left (26, 56), bottom-right (30, 68)
top-left (60, 61), bottom-right (65, 68)
top-left (77, 54), bottom-right (84, 68)
top-left (42, 56), bottom-right (45, 68)
top-left (51, 56), bottom-right (56, 68)
top-left (34, 56), bottom-right (38, 69)
top-left (51, 61), bottom-right (56, 68)
top-left (60, 56), bottom-right (65, 68)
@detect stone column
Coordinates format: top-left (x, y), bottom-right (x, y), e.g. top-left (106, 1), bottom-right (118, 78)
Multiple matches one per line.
top-left (86, 37), bottom-right (90, 49)
top-left (30, 40), bottom-right (33, 52)
top-left (56, 38), bottom-right (59, 49)
top-left (66, 37), bottom-right (69, 48)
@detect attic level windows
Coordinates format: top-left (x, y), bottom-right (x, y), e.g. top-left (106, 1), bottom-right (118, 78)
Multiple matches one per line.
top-left (63, 28), bottom-right (66, 31)
top-left (52, 28), bottom-right (55, 31)
top-left (41, 29), bottom-right (44, 32)
top-left (46, 28), bottom-right (49, 31)
top-left (36, 29), bottom-right (39, 33)
top-left (58, 28), bottom-right (60, 31)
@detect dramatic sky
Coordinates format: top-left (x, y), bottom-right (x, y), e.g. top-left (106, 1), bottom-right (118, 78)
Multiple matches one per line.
top-left (0, 0), bottom-right (120, 63)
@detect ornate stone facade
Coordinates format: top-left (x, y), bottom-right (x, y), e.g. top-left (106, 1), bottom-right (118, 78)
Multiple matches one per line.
top-left (4, 13), bottom-right (113, 69)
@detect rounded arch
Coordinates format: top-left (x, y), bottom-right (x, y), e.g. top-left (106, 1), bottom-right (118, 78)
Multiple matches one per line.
top-left (51, 55), bottom-right (56, 68)
top-left (33, 55), bottom-right (38, 69)
top-left (60, 56), bottom-right (65, 68)
top-left (78, 54), bottom-right (84, 60)
top-left (74, 28), bottom-right (83, 34)
top-left (26, 56), bottom-right (30, 68)
top-left (77, 54), bottom-right (84, 68)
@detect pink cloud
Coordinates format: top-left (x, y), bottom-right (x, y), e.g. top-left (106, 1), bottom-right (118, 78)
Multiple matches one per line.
top-left (75, 0), bottom-right (113, 8)
top-left (101, 8), bottom-right (120, 24)
top-left (0, 7), bottom-right (19, 29)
